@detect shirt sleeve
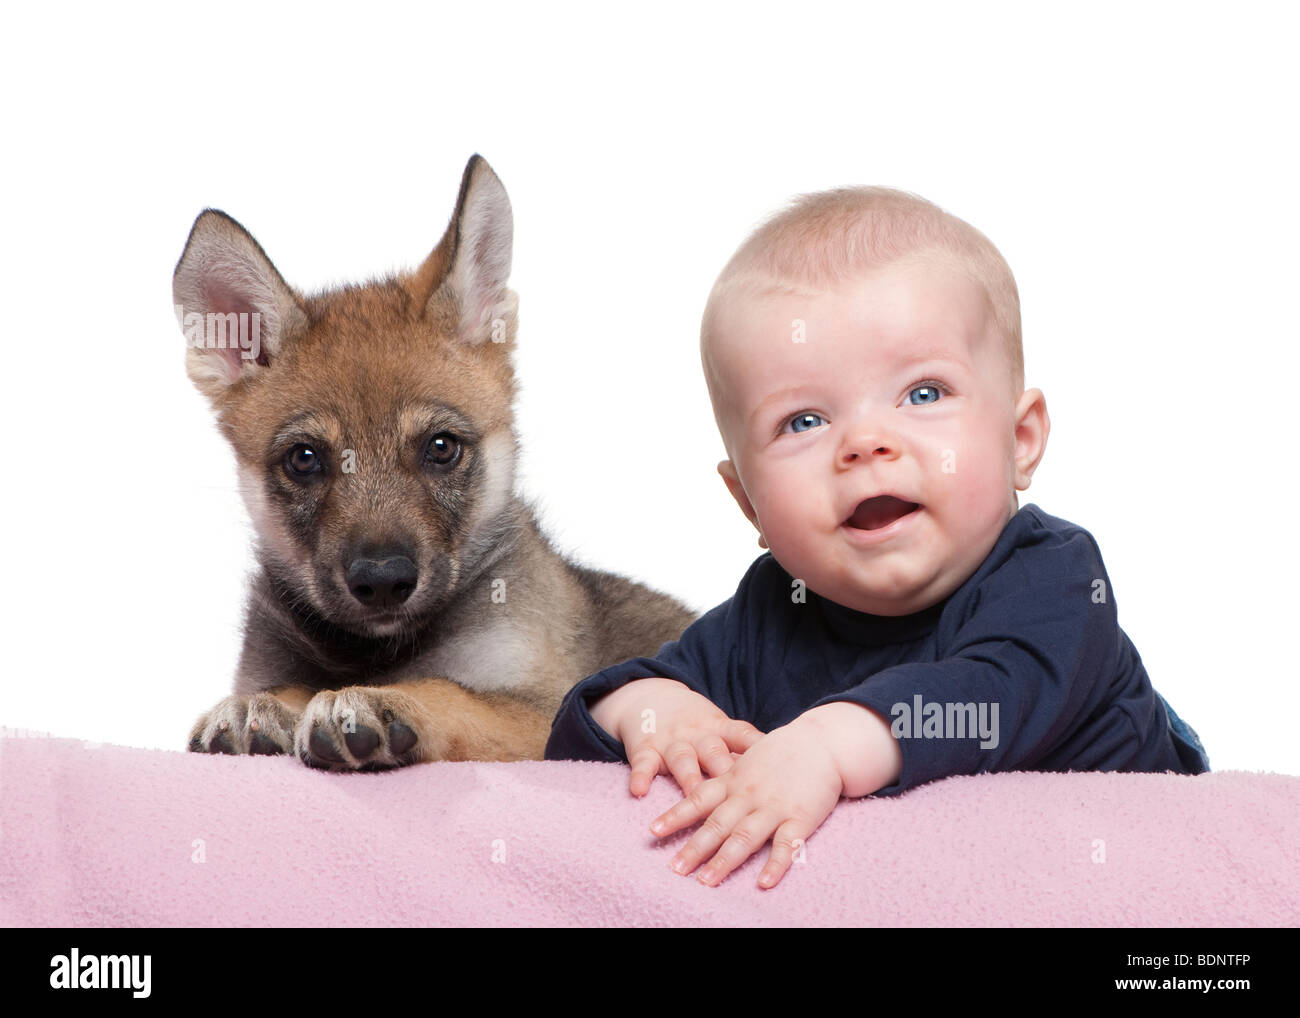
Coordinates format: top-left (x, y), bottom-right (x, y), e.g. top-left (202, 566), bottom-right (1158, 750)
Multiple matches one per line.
top-left (543, 597), bottom-right (738, 763)
top-left (814, 525), bottom-right (1128, 796)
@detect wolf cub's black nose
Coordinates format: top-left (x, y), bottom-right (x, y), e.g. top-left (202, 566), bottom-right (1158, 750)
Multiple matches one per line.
top-left (346, 555), bottom-right (419, 609)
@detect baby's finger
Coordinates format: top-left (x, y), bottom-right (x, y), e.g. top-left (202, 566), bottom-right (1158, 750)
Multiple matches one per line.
top-left (697, 810), bottom-right (779, 887)
top-left (661, 740), bottom-right (704, 795)
top-left (757, 819), bottom-right (809, 889)
top-left (650, 775), bottom-right (727, 840)
top-left (627, 745), bottom-right (665, 797)
top-left (723, 719), bottom-right (764, 754)
top-left (694, 733), bottom-right (736, 778)
top-left (665, 791), bottom-right (749, 876)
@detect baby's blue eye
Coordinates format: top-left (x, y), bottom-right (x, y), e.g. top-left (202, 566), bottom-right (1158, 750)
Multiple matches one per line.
top-left (789, 412), bottom-right (826, 433)
top-left (908, 383), bottom-right (946, 406)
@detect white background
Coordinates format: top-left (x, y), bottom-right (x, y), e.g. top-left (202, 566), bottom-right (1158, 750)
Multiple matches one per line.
top-left (1, 1), bottom-right (1294, 775)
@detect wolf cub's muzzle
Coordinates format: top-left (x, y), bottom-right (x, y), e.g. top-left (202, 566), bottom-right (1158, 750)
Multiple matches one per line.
top-left (345, 548), bottom-right (419, 610)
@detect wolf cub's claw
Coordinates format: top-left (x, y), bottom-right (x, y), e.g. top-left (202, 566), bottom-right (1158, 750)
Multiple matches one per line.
top-left (295, 687), bottom-right (425, 772)
top-left (188, 693), bottom-right (301, 756)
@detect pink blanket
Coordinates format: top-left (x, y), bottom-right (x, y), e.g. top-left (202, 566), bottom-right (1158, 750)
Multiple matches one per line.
top-left (2, 731), bottom-right (1296, 926)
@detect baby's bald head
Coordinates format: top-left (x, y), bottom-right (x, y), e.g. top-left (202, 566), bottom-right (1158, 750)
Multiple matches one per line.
top-left (700, 187), bottom-right (1024, 459)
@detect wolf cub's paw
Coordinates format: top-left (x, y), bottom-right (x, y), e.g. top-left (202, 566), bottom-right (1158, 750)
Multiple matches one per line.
top-left (188, 693), bottom-right (301, 756)
top-left (295, 687), bottom-right (424, 772)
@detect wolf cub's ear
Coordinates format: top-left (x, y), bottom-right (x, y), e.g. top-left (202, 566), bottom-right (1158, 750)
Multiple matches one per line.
top-left (172, 210), bottom-right (309, 399)
top-left (423, 154), bottom-right (519, 346)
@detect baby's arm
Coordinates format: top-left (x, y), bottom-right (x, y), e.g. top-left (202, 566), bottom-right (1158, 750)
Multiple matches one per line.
top-left (590, 677), bottom-right (763, 796)
top-left (546, 592), bottom-right (755, 770)
top-left (650, 700), bottom-right (901, 887)
top-left (797, 701), bottom-right (903, 796)
top-left (809, 522), bottom-right (1147, 794)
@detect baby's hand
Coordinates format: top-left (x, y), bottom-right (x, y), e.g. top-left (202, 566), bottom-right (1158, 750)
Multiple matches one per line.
top-left (650, 703), bottom-right (901, 889)
top-left (590, 677), bottom-right (763, 797)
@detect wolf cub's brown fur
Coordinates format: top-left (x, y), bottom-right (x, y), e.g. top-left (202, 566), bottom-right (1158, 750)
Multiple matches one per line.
top-left (175, 155), bottom-right (694, 770)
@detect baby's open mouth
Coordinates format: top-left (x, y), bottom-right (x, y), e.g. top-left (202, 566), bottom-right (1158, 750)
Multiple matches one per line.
top-left (846, 496), bottom-right (921, 531)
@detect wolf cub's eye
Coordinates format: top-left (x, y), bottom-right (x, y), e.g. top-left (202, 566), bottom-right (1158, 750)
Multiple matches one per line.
top-left (284, 443), bottom-right (321, 477)
top-left (424, 433), bottom-right (462, 470)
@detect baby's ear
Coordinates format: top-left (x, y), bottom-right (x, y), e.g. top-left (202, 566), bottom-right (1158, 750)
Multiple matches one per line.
top-left (717, 460), bottom-right (767, 547)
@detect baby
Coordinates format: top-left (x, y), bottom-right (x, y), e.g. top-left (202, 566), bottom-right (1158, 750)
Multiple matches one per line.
top-left (544, 185), bottom-right (1209, 889)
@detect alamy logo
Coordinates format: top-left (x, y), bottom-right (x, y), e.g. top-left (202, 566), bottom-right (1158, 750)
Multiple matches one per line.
top-left (890, 695), bottom-right (1000, 749)
top-left (175, 302), bottom-right (262, 363)
top-left (49, 948), bottom-right (151, 998)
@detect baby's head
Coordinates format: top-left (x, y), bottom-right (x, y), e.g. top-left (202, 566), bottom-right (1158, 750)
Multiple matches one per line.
top-left (700, 186), bottom-right (1050, 616)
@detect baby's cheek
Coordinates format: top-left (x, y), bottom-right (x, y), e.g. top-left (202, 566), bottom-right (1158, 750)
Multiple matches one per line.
top-left (759, 477), bottom-right (819, 534)
top-left (934, 434), bottom-right (1009, 515)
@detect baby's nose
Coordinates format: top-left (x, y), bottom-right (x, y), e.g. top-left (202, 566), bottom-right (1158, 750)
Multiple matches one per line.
top-left (838, 427), bottom-right (899, 464)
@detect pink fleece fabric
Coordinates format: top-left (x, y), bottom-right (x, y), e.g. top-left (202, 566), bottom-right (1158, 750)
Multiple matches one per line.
top-left (1, 730), bottom-right (1296, 926)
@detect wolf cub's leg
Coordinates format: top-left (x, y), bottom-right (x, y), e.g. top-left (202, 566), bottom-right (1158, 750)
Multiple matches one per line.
top-left (295, 678), bottom-right (553, 770)
top-left (188, 688), bottom-right (313, 756)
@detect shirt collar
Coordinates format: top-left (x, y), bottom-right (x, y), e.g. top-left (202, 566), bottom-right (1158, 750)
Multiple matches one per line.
top-left (813, 587), bottom-right (948, 646)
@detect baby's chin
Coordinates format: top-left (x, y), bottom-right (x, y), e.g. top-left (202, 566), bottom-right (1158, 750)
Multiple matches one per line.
top-left (780, 553), bottom-right (952, 618)
top-left (759, 561), bottom-right (925, 616)
top-left (827, 586), bottom-right (942, 618)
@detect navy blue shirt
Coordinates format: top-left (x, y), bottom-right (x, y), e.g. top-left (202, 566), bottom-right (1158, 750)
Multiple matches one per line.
top-left (545, 504), bottom-right (1209, 795)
